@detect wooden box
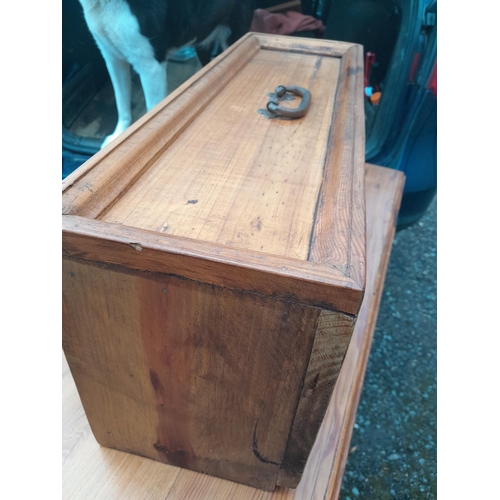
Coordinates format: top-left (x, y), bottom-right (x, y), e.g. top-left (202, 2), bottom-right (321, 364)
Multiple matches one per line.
top-left (62, 33), bottom-right (365, 492)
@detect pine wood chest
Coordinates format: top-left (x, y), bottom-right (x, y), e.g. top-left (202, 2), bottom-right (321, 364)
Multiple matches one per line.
top-left (62, 33), bottom-right (366, 491)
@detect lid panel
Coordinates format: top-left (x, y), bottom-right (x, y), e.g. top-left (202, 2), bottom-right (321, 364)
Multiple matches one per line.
top-left (100, 50), bottom-right (340, 260)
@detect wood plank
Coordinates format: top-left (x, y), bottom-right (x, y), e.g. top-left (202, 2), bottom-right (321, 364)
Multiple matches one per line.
top-left (277, 310), bottom-right (354, 487)
top-left (254, 34), bottom-right (354, 58)
top-left (101, 51), bottom-right (340, 261)
top-left (322, 165), bottom-right (405, 500)
top-left (308, 44), bottom-right (366, 287)
top-left (292, 165), bottom-right (404, 500)
top-left (63, 258), bottom-right (321, 491)
top-left (62, 215), bottom-right (363, 315)
top-left (62, 164), bottom-right (404, 499)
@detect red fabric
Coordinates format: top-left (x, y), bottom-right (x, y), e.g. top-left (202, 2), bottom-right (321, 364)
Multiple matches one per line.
top-left (408, 52), bottom-right (421, 82)
top-left (428, 62), bottom-right (437, 96)
top-left (250, 8), bottom-right (325, 36)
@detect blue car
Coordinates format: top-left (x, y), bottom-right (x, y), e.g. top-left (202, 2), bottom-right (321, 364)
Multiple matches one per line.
top-left (302, 0), bottom-right (437, 229)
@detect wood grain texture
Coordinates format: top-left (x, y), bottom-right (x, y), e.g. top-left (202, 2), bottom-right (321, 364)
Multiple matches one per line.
top-left (62, 164), bottom-right (404, 499)
top-left (322, 165), bottom-right (405, 500)
top-left (63, 258), bottom-right (321, 490)
top-left (100, 50), bottom-right (340, 261)
top-left (62, 215), bottom-right (362, 315)
top-left (62, 33), bottom-right (366, 316)
top-left (254, 33), bottom-right (353, 57)
top-left (308, 44), bottom-right (366, 287)
top-left (277, 310), bottom-right (354, 488)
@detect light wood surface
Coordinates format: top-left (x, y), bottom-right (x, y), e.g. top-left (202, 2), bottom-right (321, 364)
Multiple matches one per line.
top-left (101, 50), bottom-right (340, 261)
top-left (63, 257), bottom-right (333, 490)
top-left (63, 164), bottom-right (404, 499)
top-left (316, 164), bottom-right (405, 500)
top-left (277, 309), bottom-right (354, 487)
top-left (308, 44), bottom-right (366, 288)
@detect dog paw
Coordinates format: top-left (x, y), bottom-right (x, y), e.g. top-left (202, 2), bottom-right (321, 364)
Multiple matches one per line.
top-left (101, 132), bottom-right (121, 149)
top-left (101, 121), bottom-right (131, 149)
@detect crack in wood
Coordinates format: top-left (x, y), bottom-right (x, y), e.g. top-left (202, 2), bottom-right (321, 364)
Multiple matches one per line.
top-left (252, 419), bottom-right (281, 466)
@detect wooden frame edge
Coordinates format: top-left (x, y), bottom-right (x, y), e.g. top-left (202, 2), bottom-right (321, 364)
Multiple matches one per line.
top-left (325, 167), bottom-right (405, 500)
top-left (62, 215), bottom-right (363, 315)
top-left (307, 43), bottom-right (366, 291)
top-left (254, 33), bottom-right (356, 58)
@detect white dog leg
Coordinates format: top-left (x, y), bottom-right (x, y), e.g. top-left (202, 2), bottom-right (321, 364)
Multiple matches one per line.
top-left (79, 0), bottom-right (167, 149)
top-left (134, 59), bottom-right (167, 112)
top-left (96, 31), bottom-right (166, 148)
top-left (94, 39), bottom-right (133, 149)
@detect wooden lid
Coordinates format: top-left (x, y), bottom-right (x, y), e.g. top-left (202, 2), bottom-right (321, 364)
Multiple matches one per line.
top-left (62, 33), bottom-right (366, 315)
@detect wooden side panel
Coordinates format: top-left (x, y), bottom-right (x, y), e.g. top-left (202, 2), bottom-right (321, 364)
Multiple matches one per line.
top-left (277, 310), bottom-right (354, 487)
top-left (62, 258), bottom-right (321, 491)
top-left (308, 45), bottom-right (366, 288)
top-left (62, 261), bottom-right (160, 462)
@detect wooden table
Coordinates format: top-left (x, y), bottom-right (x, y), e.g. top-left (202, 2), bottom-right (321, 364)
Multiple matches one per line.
top-left (63, 163), bottom-right (405, 500)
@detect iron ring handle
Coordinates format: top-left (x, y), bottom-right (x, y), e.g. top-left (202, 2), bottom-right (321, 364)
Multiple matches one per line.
top-left (267, 86), bottom-right (311, 119)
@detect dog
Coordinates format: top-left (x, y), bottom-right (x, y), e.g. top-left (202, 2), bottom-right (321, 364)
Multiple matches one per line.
top-left (78, 0), bottom-right (254, 148)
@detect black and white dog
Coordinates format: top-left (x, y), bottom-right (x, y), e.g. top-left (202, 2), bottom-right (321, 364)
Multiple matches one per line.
top-left (78, 0), bottom-right (254, 148)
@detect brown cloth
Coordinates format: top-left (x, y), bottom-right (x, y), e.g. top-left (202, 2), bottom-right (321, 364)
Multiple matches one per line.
top-left (250, 8), bottom-right (325, 37)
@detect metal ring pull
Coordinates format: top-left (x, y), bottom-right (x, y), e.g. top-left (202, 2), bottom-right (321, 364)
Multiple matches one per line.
top-left (258, 85), bottom-right (312, 120)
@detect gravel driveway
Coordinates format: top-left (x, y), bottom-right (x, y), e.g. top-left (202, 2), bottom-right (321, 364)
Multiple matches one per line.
top-left (340, 197), bottom-right (437, 500)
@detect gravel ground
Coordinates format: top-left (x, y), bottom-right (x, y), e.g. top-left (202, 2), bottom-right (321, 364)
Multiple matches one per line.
top-left (339, 197), bottom-right (437, 499)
